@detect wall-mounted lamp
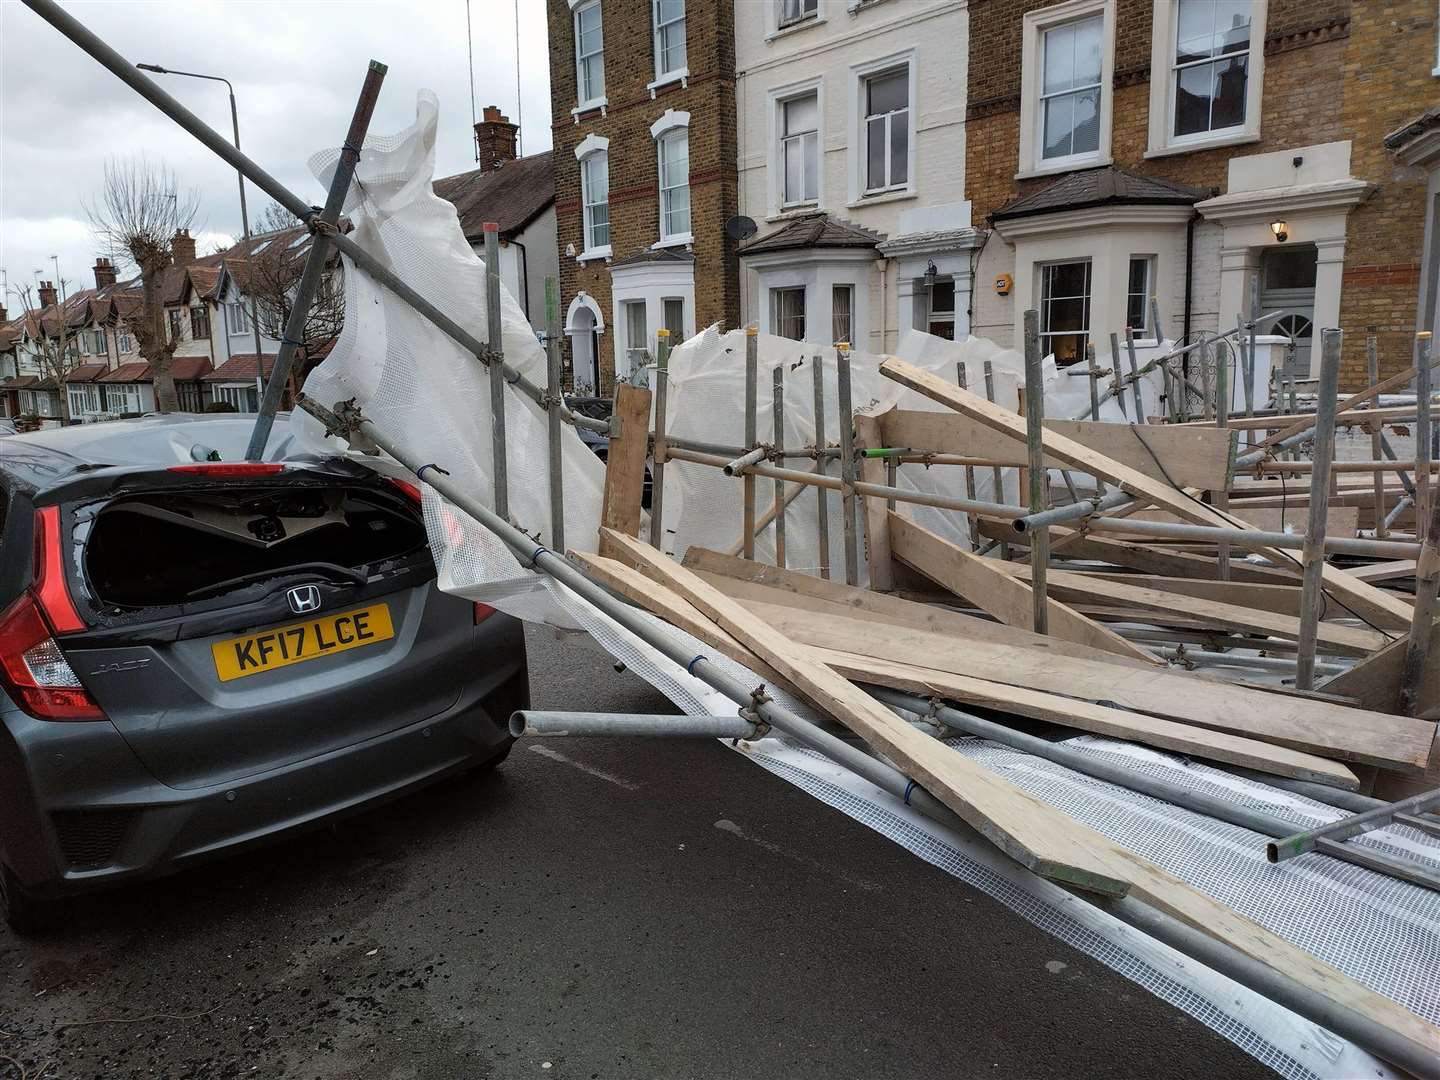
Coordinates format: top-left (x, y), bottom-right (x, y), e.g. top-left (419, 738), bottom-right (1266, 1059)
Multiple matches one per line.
top-left (924, 259), bottom-right (938, 287)
top-left (1270, 220), bottom-right (1289, 243)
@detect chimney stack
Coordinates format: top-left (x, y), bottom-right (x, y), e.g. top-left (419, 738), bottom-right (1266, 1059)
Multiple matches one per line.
top-left (170, 228), bottom-right (197, 267)
top-left (38, 281), bottom-right (58, 309)
top-left (93, 256), bottom-right (117, 289)
top-left (473, 105), bottom-right (519, 173)
top-left (0, 305), bottom-right (8, 325)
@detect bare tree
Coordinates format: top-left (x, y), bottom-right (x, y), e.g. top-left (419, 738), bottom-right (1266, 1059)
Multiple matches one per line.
top-left (86, 157), bottom-right (201, 412)
top-left (243, 201), bottom-right (345, 380)
top-left (12, 282), bottom-right (77, 424)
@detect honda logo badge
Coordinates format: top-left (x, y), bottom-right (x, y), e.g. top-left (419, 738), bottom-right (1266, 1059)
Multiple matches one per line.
top-left (287, 585), bottom-right (323, 615)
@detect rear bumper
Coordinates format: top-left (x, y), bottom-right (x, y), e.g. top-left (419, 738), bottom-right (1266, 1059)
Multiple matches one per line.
top-left (0, 616), bottom-right (527, 898)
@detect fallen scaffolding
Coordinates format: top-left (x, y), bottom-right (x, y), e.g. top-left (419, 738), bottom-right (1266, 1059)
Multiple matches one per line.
top-left (24, 1), bottom-right (1440, 1074)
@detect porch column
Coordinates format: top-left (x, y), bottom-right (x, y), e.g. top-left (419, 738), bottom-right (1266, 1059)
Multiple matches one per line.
top-left (1312, 237), bottom-right (1347, 378)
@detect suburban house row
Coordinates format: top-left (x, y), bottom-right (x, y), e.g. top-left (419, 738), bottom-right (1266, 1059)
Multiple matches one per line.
top-left (6, 0), bottom-right (1439, 424)
top-left (544, 0), bottom-right (1440, 394)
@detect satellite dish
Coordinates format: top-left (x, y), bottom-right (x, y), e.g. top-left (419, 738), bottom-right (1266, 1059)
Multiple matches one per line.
top-left (725, 215), bottom-right (758, 242)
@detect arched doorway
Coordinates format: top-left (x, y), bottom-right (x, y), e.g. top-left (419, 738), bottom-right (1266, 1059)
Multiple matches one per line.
top-left (565, 293), bottom-right (604, 397)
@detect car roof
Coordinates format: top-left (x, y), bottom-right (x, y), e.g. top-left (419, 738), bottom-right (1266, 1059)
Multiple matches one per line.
top-left (0, 414), bottom-right (307, 495)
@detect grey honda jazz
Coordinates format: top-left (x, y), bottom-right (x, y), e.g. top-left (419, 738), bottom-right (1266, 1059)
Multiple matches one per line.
top-left (0, 419), bottom-right (526, 933)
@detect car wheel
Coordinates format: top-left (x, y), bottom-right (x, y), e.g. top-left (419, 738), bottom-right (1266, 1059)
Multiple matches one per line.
top-left (0, 863), bottom-right (58, 936)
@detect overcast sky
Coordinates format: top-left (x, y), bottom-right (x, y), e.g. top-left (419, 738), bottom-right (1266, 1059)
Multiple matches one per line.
top-left (0, 0), bottom-right (552, 308)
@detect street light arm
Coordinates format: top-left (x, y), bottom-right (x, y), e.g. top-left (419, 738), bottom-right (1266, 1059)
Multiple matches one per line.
top-left (136, 63), bottom-right (234, 95)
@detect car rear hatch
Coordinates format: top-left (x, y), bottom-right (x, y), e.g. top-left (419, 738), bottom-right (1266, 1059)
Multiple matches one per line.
top-left (48, 461), bottom-right (472, 789)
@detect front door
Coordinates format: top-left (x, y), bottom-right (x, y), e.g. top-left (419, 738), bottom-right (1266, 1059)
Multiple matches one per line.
top-left (1259, 245), bottom-right (1317, 377)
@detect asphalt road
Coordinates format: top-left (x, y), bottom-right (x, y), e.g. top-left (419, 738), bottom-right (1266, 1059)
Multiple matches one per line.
top-left (0, 627), bottom-right (1277, 1080)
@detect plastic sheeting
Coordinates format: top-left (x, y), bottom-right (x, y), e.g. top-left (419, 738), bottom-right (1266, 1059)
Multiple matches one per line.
top-left (656, 326), bottom-right (1175, 576)
top-left (294, 91), bottom-right (606, 625)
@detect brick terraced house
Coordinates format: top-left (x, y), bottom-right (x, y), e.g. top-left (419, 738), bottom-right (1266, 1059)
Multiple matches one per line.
top-left (965, 0), bottom-right (1439, 387)
top-left (548, 0), bottom-right (739, 394)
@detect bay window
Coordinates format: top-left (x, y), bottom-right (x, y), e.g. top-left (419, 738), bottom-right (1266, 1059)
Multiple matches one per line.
top-left (1041, 15), bottom-right (1102, 163)
top-left (658, 129), bottom-right (691, 241)
top-left (1039, 260), bottom-right (1092, 366)
top-left (662, 297), bottom-right (685, 342)
top-left (653, 0), bottom-right (686, 81)
top-left (780, 93), bottom-right (819, 207)
top-left (574, 1), bottom-right (605, 109)
top-left (863, 67), bottom-right (909, 194)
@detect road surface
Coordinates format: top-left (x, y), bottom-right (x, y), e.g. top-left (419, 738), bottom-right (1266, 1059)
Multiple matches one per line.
top-left (0, 627), bottom-right (1276, 1078)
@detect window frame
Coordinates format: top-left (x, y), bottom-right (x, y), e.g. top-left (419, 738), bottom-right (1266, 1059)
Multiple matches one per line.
top-left (849, 51), bottom-right (916, 203)
top-left (780, 91), bottom-right (821, 209)
top-left (771, 286), bottom-right (807, 341)
top-left (1125, 256), bottom-right (1156, 341)
top-left (1145, 0), bottom-right (1266, 158)
top-left (167, 308), bottom-right (185, 343)
top-left (227, 300), bottom-right (250, 336)
top-left (217, 384), bottom-right (259, 412)
top-left (662, 297), bottom-right (686, 343)
top-left (657, 128), bottom-right (691, 244)
top-left (573, 0), bottom-right (607, 113)
top-left (1037, 14), bottom-right (1105, 168)
top-left (831, 284), bottom-right (855, 346)
top-left (1017, 0), bottom-right (1115, 179)
top-left (777, 0), bottom-right (819, 31)
top-left (652, 0), bottom-right (687, 86)
top-left (1169, 0), bottom-right (1253, 145)
top-left (190, 304), bottom-right (210, 341)
top-left (575, 135), bottom-right (612, 260)
top-left (621, 299), bottom-right (649, 378)
top-left (1038, 258), bottom-right (1093, 367)
top-left (861, 66), bottom-right (910, 195)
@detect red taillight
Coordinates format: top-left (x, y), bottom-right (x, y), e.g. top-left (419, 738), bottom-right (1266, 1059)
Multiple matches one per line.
top-left (474, 602), bottom-right (497, 625)
top-left (0, 594), bottom-right (104, 720)
top-left (167, 462), bottom-right (286, 477)
top-left (32, 506), bottom-right (84, 634)
top-left (388, 478), bottom-right (423, 505)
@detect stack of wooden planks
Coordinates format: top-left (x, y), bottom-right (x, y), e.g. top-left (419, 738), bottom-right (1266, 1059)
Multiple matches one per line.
top-left (586, 345), bottom-right (1440, 1062)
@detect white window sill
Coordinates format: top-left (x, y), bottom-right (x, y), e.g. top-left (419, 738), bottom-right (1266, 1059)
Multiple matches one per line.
top-left (1016, 155), bottom-right (1110, 181)
top-left (571, 98), bottom-right (608, 121)
top-left (576, 245), bottom-right (612, 264)
top-left (847, 0), bottom-right (890, 12)
top-left (1144, 130), bottom-right (1259, 160)
top-left (648, 69), bottom-right (689, 96)
top-left (848, 188), bottom-right (916, 209)
top-left (766, 16), bottom-right (824, 42)
top-left (651, 233), bottom-right (694, 250)
top-left (1432, 63), bottom-right (1440, 76)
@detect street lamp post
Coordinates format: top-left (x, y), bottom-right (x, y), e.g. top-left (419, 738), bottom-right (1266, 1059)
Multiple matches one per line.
top-left (136, 63), bottom-right (266, 405)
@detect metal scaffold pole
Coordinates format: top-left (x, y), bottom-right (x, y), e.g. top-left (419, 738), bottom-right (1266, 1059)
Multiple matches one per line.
top-left (545, 277), bottom-right (566, 553)
top-left (1022, 309), bottom-right (1048, 635)
top-left (1294, 329), bottom-right (1343, 691)
top-left (245, 60), bottom-right (387, 459)
top-left (649, 328), bottom-right (671, 550)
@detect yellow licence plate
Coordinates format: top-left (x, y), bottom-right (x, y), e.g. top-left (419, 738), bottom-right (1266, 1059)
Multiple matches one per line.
top-left (212, 602), bottom-right (395, 682)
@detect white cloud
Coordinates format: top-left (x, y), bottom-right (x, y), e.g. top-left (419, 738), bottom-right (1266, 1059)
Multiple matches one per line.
top-left (1, 0), bottom-right (552, 307)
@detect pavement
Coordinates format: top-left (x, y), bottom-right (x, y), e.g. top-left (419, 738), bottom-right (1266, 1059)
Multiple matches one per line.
top-left (0, 627), bottom-right (1278, 1080)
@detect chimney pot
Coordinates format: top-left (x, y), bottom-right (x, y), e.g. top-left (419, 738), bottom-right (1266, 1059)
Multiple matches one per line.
top-left (93, 256), bottom-right (118, 289)
top-left (473, 105), bottom-right (519, 173)
top-left (170, 228), bottom-right (198, 267)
